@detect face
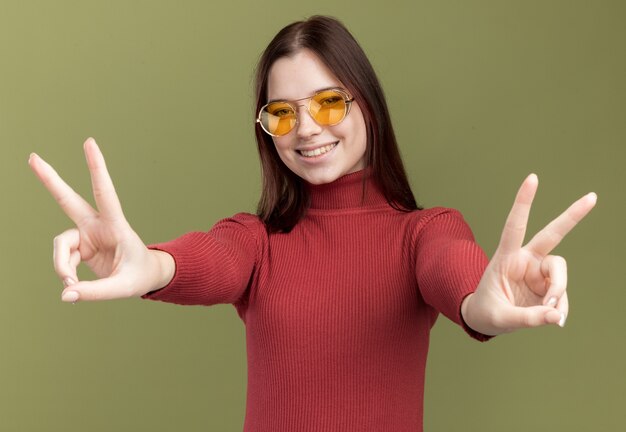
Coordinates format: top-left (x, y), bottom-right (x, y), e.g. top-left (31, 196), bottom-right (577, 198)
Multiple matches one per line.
top-left (266, 49), bottom-right (367, 185)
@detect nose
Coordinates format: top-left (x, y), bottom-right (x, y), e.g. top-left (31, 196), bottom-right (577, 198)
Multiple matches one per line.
top-left (295, 104), bottom-right (323, 139)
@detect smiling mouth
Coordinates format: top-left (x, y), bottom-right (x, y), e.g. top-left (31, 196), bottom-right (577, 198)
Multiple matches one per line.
top-left (297, 142), bottom-right (338, 158)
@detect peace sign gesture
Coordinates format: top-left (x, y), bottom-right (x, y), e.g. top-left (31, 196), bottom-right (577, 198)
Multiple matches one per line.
top-left (461, 174), bottom-right (597, 336)
top-left (29, 138), bottom-right (174, 302)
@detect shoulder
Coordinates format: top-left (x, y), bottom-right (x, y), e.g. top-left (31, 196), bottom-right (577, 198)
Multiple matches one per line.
top-left (406, 206), bottom-right (476, 244)
top-left (212, 212), bottom-right (267, 238)
top-left (409, 206), bottom-right (468, 229)
top-left (215, 212), bottom-right (266, 231)
top-left (211, 212), bottom-right (268, 251)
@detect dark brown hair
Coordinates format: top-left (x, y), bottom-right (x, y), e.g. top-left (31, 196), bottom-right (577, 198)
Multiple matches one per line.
top-left (255, 15), bottom-right (420, 232)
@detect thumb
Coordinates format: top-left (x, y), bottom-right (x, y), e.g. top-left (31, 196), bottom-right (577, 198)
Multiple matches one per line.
top-left (498, 305), bottom-right (565, 331)
top-left (61, 276), bottom-right (132, 302)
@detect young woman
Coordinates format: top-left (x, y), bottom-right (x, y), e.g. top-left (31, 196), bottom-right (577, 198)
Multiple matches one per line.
top-left (29, 16), bottom-right (596, 432)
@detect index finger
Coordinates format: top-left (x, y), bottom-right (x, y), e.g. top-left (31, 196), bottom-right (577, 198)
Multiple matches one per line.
top-left (29, 152), bottom-right (96, 224)
top-left (525, 192), bottom-right (597, 257)
top-left (497, 174), bottom-right (539, 254)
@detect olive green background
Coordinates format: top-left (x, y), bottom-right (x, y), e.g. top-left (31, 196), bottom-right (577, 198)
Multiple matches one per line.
top-left (1, 0), bottom-right (624, 430)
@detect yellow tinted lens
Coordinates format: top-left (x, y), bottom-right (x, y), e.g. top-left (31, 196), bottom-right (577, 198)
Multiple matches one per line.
top-left (310, 90), bottom-right (347, 125)
top-left (261, 102), bottom-right (296, 136)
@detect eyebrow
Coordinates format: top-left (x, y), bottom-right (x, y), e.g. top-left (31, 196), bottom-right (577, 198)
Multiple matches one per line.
top-left (267, 86), bottom-right (344, 104)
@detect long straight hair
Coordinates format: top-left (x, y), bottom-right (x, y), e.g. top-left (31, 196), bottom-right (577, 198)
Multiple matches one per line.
top-left (255, 16), bottom-right (420, 232)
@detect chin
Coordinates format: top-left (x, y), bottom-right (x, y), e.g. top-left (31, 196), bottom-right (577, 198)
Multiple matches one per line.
top-left (299, 167), bottom-right (356, 185)
top-left (307, 177), bottom-right (336, 185)
top-left (301, 172), bottom-right (339, 185)
top-left (286, 158), bottom-right (366, 185)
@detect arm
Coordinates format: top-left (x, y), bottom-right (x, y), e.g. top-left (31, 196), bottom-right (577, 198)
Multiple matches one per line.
top-left (460, 174), bottom-right (597, 336)
top-left (142, 213), bottom-right (262, 306)
top-left (29, 137), bottom-right (175, 301)
top-left (414, 209), bottom-right (491, 340)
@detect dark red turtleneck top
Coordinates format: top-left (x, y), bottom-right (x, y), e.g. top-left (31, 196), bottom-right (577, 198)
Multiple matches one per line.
top-left (144, 171), bottom-right (490, 432)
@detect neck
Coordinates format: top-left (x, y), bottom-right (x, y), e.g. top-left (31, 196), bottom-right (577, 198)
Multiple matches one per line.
top-left (306, 169), bottom-right (388, 210)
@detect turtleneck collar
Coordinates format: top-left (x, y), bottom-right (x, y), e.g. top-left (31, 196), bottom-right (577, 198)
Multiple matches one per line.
top-left (306, 169), bottom-right (389, 210)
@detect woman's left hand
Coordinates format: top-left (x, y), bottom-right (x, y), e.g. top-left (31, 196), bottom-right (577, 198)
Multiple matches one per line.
top-left (461, 174), bottom-right (597, 336)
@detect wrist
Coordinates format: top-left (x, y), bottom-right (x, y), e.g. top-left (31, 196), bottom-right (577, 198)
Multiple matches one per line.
top-left (148, 249), bottom-right (175, 294)
top-left (461, 293), bottom-right (474, 329)
top-left (461, 292), bottom-right (500, 337)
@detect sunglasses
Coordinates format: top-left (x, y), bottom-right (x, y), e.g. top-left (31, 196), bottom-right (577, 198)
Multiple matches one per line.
top-left (256, 88), bottom-right (354, 137)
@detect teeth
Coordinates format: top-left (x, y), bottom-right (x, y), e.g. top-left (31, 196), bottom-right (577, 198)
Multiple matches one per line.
top-left (299, 143), bottom-right (337, 157)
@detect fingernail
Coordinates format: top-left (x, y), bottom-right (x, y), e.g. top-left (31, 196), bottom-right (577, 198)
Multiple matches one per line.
top-left (546, 297), bottom-right (558, 307)
top-left (62, 290), bottom-right (79, 303)
top-left (558, 313), bottom-right (566, 327)
top-left (63, 277), bottom-right (76, 287)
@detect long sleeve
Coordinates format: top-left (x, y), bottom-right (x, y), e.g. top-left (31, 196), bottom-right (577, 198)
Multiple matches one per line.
top-left (139, 170), bottom-right (495, 431)
top-left (142, 213), bottom-right (264, 307)
top-left (414, 208), bottom-right (492, 341)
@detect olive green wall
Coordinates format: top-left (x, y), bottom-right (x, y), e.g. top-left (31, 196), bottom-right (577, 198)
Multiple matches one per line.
top-left (1, 0), bottom-right (624, 430)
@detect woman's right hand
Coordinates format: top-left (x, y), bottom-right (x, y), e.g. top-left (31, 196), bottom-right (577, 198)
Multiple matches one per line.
top-left (29, 137), bottom-right (174, 302)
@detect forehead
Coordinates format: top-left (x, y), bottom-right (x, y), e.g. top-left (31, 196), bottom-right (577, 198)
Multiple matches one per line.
top-left (267, 49), bottom-right (343, 101)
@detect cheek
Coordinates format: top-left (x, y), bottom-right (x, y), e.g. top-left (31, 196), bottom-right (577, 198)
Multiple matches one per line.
top-left (347, 108), bottom-right (368, 149)
top-left (272, 137), bottom-right (285, 153)
top-left (272, 137), bottom-right (294, 163)
top-left (350, 112), bottom-right (369, 165)
top-left (348, 102), bottom-right (366, 130)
